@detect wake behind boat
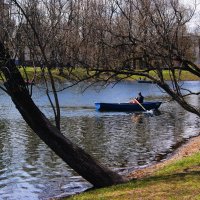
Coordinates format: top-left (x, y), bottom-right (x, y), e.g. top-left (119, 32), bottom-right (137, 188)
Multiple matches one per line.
top-left (95, 102), bottom-right (162, 112)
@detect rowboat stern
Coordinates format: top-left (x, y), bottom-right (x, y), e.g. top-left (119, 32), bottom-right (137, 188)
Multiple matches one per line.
top-left (154, 101), bottom-right (162, 110)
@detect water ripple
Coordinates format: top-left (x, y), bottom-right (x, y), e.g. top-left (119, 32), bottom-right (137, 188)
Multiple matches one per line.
top-left (0, 82), bottom-right (199, 199)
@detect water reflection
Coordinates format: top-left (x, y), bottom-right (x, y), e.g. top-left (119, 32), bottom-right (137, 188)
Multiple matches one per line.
top-left (0, 118), bottom-right (91, 199)
top-left (0, 81), bottom-right (199, 199)
top-left (60, 102), bottom-right (199, 169)
top-left (131, 113), bottom-right (143, 123)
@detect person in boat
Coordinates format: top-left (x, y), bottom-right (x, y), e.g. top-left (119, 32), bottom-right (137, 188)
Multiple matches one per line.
top-left (129, 92), bottom-right (144, 104)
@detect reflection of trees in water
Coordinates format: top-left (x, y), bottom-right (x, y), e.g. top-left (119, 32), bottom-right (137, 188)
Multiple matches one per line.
top-left (0, 120), bottom-right (9, 170)
top-left (92, 115), bottom-right (137, 167)
top-left (0, 102), bottom-right (196, 181)
top-left (162, 103), bottom-right (190, 145)
top-left (0, 120), bottom-right (41, 172)
top-left (0, 118), bottom-right (76, 190)
top-left (0, 119), bottom-right (36, 193)
top-left (59, 106), bottom-right (200, 168)
top-left (62, 115), bottom-right (137, 167)
top-left (61, 115), bottom-right (154, 167)
top-left (131, 114), bottom-right (154, 166)
top-left (131, 113), bottom-right (143, 124)
top-left (0, 100), bottom-right (199, 197)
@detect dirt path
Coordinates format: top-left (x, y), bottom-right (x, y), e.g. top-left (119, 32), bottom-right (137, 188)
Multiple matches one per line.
top-left (127, 133), bottom-right (200, 179)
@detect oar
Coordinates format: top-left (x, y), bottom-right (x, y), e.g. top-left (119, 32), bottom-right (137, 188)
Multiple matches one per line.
top-left (134, 99), bottom-right (154, 115)
top-left (134, 99), bottom-right (147, 111)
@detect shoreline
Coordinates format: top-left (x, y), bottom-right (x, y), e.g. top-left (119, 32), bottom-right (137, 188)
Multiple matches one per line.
top-left (65, 132), bottom-right (200, 200)
top-left (127, 132), bottom-right (200, 180)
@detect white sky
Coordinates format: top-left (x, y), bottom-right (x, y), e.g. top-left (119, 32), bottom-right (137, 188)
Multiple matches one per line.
top-left (180, 0), bottom-right (200, 31)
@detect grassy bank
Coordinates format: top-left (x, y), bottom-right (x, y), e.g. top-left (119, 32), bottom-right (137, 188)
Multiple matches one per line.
top-left (150, 70), bottom-right (200, 81)
top-left (17, 67), bottom-right (200, 82)
top-left (67, 152), bottom-right (200, 200)
top-left (18, 67), bottom-right (66, 82)
top-left (126, 70), bottom-right (200, 81)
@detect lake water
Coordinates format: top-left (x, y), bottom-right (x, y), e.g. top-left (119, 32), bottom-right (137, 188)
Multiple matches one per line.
top-left (0, 81), bottom-right (199, 199)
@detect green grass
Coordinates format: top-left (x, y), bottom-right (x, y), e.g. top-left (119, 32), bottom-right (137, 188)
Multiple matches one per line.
top-left (152, 70), bottom-right (200, 81)
top-left (17, 66), bottom-right (93, 82)
top-left (154, 153), bottom-right (200, 176)
top-left (107, 69), bottom-right (200, 81)
top-left (0, 67), bottom-right (197, 82)
top-left (16, 67), bottom-right (200, 82)
top-left (66, 152), bottom-right (200, 200)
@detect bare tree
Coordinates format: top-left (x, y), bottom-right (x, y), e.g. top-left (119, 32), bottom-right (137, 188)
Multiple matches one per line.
top-left (0, 0), bottom-right (127, 188)
top-left (0, 0), bottom-right (199, 191)
top-left (0, 41), bottom-right (127, 187)
top-left (112, 0), bottom-right (200, 116)
top-left (71, 0), bottom-right (200, 116)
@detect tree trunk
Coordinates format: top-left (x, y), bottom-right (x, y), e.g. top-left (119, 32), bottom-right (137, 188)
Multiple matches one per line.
top-left (0, 43), bottom-right (126, 188)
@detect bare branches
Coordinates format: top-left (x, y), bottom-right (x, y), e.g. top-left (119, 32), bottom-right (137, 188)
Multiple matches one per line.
top-left (1, 0), bottom-right (198, 117)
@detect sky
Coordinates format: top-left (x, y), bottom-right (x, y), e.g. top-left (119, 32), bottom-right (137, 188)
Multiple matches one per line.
top-left (180, 0), bottom-right (200, 31)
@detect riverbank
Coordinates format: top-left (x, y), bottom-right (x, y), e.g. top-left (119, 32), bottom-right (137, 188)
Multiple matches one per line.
top-left (127, 133), bottom-right (200, 179)
top-left (65, 132), bottom-right (200, 200)
top-left (17, 67), bottom-right (200, 82)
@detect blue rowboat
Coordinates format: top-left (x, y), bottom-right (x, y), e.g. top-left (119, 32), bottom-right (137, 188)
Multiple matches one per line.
top-left (95, 102), bottom-right (162, 112)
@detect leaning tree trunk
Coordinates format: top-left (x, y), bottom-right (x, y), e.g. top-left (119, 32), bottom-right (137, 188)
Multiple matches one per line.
top-left (0, 43), bottom-right (126, 188)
